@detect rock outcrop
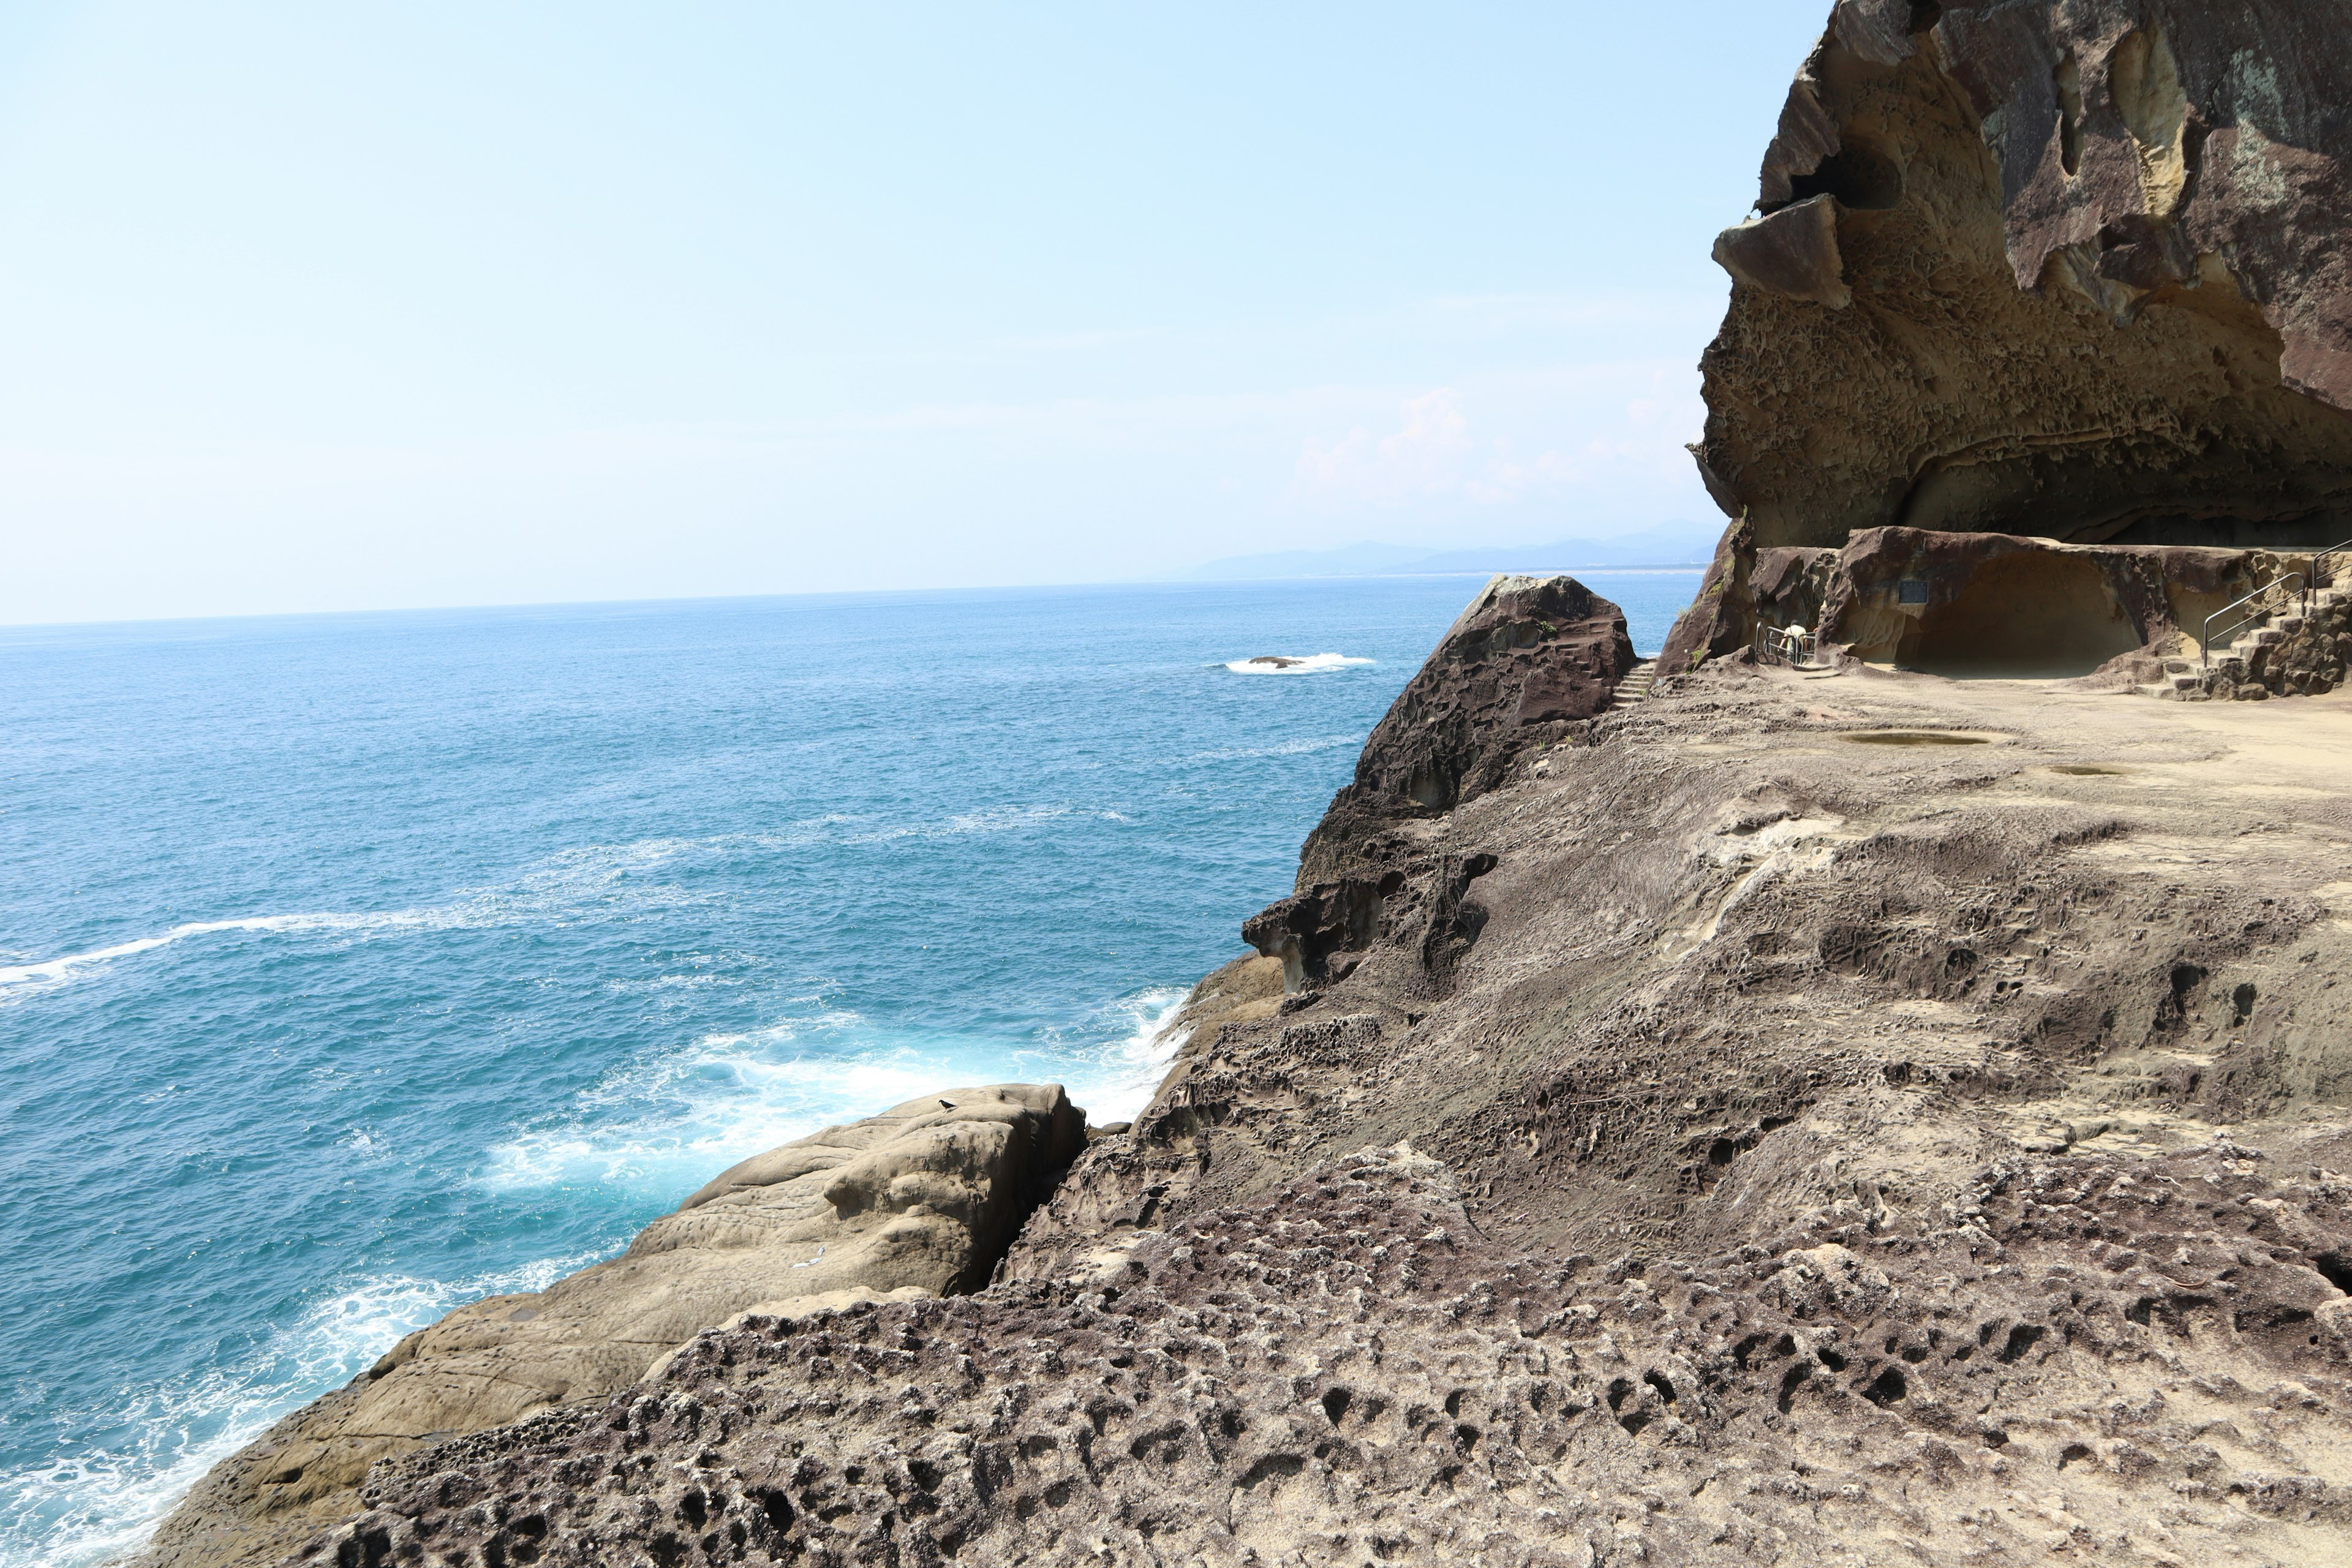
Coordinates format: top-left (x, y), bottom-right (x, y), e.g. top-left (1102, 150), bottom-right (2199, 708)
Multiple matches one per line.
top-left (108, 10), bottom-right (2352, 1567)
top-left (1295, 573), bottom-right (1634, 888)
top-left (306, 647), bottom-right (2352, 1567)
top-left (305, 1137), bottom-right (2352, 1568)
top-left (1668, 0), bottom-right (2352, 671)
top-left (132, 1086), bottom-right (1084, 1568)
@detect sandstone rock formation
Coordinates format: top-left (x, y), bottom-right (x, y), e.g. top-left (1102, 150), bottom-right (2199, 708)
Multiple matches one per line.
top-left (1293, 572), bottom-right (1634, 891)
top-left (106, 7), bottom-right (2352, 1564)
top-left (277, 605), bottom-right (2352, 1564)
top-left (132, 1086), bottom-right (1084, 1568)
top-left (308, 1139), bottom-right (2352, 1567)
top-left (1668, 0), bottom-right (2352, 673)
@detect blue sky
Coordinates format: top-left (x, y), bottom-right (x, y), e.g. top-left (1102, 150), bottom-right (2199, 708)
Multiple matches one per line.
top-left (0, 2), bottom-right (1830, 622)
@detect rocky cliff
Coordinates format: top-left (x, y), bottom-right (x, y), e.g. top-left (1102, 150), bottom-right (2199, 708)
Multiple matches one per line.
top-left (121, 7), bottom-right (2352, 1566)
top-left (266, 602), bottom-right (2352, 1568)
top-left (1668, 0), bottom-right (2352, 672)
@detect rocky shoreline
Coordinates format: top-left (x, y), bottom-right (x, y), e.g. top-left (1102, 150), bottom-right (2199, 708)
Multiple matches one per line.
top-left (127, 2), bottom-right (2352, 1562)
top-left (135, 576), bottom-right (2352, 1568)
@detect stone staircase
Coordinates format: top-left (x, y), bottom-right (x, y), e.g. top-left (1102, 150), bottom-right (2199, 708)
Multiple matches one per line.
top-left (1611, 658), bottom-right (1658, 708)
top-left (2145, 580), bottom-right (2351, 701)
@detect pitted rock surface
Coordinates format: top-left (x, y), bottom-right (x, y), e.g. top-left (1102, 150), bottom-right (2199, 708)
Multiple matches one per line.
top-left (314, 1142), bottom-right (2352, 1567)
top-left (132, 1087), bottom-right (1083, 1568)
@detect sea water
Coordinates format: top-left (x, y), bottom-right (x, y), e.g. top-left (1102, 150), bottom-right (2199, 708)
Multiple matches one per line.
top-left (0, 571), bottom-right (1698, 1566)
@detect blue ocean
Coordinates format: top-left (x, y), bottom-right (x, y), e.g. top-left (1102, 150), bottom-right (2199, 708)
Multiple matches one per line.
top-left (0, 572), bottom-right (1697, 1567)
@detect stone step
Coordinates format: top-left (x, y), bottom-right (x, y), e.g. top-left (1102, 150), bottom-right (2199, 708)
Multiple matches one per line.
top-left (1610, 661), bottom-right (1659, 708)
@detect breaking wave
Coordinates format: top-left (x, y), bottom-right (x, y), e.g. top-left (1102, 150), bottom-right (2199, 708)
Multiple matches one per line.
top-left (0, 1250), bottom-right (602, 1568)
top-left (1221, 653), bottom-right (1374, 675)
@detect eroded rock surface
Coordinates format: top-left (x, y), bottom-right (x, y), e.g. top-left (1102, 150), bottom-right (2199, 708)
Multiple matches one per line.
top-left (283, 638), bottom-right (2352, 1566)
top-left (1296, 572), bottom-right (1634, 887)
top-left (132, 1086), bottom-right (1084, 1568)
top-left (314, 1137), bottom-right (2352, 1568)
top-left (1669, 0), bottom-right (2352, 671)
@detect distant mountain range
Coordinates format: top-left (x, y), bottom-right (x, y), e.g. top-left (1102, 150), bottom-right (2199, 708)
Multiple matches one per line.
top-left (1180, 521), bottom-right (1724, 581)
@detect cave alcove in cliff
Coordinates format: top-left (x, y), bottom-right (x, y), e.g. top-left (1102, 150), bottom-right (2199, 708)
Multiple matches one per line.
top-left (1783, 139), bottom-right (1903, 211)
top-left (1894, 551), bottom-right (2142, 677)
top-left (1664, 1), bottom-right (2352, 675)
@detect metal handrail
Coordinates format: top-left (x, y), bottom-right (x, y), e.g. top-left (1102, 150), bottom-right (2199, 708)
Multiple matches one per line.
top-left (2203, 571), bottom-right (2304, 668)
top-left (2309, 535), bottom-right (2352, 612)
top-left (1754, 623), bottom-right (1814, 666)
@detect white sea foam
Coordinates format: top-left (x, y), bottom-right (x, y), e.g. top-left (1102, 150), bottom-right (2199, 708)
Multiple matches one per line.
top-left (0, 821), bottom-right (1145, 1008)
top-left (1179, 732), bottom-right (1363, 764)
top-left (1221, 652), bottom-right (1374, 675)
top-left (473, 1009), bottom-right (926, 1194)
top-left (0, 1250), bottom-right (601, 1568)
top-left (1044, 987), bottom-right (1189, 1123)
top-left (480, 985), bottom-right (1193, 1199)
top-left (0, 837), bottom-right (729, 1006)
top-left (0, 910), bottom-right (430, 1001)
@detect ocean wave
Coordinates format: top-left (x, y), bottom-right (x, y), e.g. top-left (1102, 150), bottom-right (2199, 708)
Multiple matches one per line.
top-left (473, 1010), bottom-right (916, 1194)
top-left (1178, 732), bottom-right (1363, 764)
top-left (478, 986), bottom-right (1193, 1197)
top-left (1221, 652), bottom-right (1374, 675)
top-left (0, 840), bottom-right (737, 1006)
top-left (0, 816), bottom-right (1150, 1007)
top-left (1037, 987), bottom-right (1189, 1124)
top-left (0, 1250), bottom-right (601, 1568)
top-left (0, 911), bottom-right (431, 1001)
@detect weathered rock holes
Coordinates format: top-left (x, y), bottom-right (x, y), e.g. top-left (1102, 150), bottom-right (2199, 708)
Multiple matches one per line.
top-left (2057, 1442), bottom-right (2094, 1471)
top-left (1997, 1324), bottom-right (2046, 1363)
top-left (1788, 139), bottom-right (1904, 211)
top-left (677, 1489), bottom-right (708, 1529)
top-left (1862, 1367), bottom-right (1908, 1408)
top-left (1605, 1376), bottom-right (1652, 1435)
top-left (2312, 1251), bottom-right (2352, 1294)
top-left (2157, 963), bottom-right (2207, 1031)
top-left (1129, 1425), bottom-right (1188, 1464)
top-left (1643, 1371), bottom-right (1678, 1406)
top-left (2231, 981), bottom-right (2258, 1024)
top-left (1321, 1387), bottom-right (1352, 1425)
top-left (1238, 1454), bottom-right (1304, 1491)
top-left (756, 1489), bottom-right (794, 1532)
top-left (1776, 1364), bottom-right (1811, 1414)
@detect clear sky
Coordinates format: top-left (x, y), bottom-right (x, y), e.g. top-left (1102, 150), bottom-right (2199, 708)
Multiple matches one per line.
top-left (0, 2), bottom-right (1831, 624)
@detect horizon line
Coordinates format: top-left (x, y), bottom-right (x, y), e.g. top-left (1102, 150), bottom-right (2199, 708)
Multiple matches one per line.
top-left (0, 565), bottom-right (1711, 636)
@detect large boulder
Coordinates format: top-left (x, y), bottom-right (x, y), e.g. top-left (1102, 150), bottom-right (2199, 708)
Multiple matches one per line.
top-left (1298, 573), bottom-right (1634, 884)
top-left (130, 1084), bottom-right (1085, 1568)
